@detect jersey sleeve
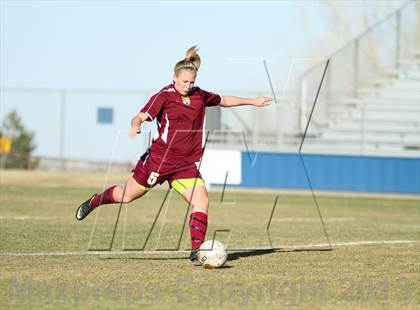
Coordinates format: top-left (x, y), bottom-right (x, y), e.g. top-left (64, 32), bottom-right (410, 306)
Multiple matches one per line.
top-left (200, 89), bottom-right (221, 107)
top-left (140, 90), bottom-right (168, 121)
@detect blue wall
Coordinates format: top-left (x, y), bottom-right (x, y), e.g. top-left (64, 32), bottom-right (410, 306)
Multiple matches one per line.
top-left (241, 152), bottom-right (420, 194)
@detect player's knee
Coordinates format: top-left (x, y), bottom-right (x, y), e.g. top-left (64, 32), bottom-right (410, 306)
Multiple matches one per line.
top-left (202, 195), bottom-right (209, 208)
top-left (192, 196), bottom-right (208, 212)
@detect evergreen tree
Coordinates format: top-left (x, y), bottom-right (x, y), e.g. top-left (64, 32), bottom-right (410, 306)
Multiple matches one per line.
top-left (0, 110), bottom-right (39, 169)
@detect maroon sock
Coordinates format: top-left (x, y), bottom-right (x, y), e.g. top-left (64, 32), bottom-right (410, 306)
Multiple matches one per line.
top-left (189, 212), bottom-right (208, 250)
top-left (90, 185), bottom-right (117, 208)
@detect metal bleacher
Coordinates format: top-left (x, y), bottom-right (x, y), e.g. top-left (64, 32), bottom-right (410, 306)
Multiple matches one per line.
top-left (208, 1), bottom-right (419, 158)
top-left (301, 52), bottom-right (420, 157)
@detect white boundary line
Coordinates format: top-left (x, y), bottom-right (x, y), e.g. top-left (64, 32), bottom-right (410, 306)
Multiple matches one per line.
top-left (272, 217), bottom-right (355, 222)
top-left (0, 216), bottom-right (52, 220)
top-left (0, 240), bottom-right (419, 257)
top-left (0, 216), bottom-right (357, 223)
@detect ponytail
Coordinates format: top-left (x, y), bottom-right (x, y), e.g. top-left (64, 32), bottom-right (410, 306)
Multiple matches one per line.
top-left (174, 45), bottom-right (201, 76)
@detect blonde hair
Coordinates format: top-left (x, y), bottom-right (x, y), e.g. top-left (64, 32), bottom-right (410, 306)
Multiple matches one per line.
top-left (174, 46), bottom-right (201, 76)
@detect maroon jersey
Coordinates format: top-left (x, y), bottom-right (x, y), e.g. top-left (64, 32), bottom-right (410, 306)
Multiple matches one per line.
top-left (140, 84), bottom-right (221, 169)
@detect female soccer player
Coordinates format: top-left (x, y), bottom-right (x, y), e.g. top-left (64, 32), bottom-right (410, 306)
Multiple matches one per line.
top-left (76, 46), bottom-right (271, 263)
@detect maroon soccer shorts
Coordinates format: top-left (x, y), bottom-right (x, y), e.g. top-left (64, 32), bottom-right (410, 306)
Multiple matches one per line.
top-left (132, 151), bottom-right (202, 190)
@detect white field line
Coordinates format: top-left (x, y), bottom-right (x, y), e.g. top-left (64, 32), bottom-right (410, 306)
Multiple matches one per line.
top-left (0, 215), bottom-right (183, 223)
top-left (400, 224), bottom-right (420, 229)
top-left (0, 216), bottom-right (355, 222)
top-left (0, 216), bottom-right (51, 220)
top-left (0, 240), bottom-right (419, 257)
top-left (272, 217), bottom-right (355, 222)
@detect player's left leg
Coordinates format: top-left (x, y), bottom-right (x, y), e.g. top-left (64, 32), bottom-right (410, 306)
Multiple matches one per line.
top-left (171, 178), bottom-right (209, 262)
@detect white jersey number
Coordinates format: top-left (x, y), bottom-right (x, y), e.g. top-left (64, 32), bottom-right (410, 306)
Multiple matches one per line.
top-left (147, 172), bottom-right (160, 186)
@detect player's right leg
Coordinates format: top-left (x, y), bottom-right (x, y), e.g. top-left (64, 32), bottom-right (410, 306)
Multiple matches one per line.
top-left (75, 177), bottom-right (148, 221)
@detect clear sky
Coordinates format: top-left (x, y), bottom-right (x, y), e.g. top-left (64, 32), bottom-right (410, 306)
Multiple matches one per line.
top-left (1, 0), bottom-right (404, 92)
top-left (0, 0), bottom-right (329, 93)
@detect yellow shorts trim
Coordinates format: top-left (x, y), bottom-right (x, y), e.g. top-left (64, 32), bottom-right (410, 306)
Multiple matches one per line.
top-left (171, 178), bottom-right (205, 194)
top-left (132, 178), bottom-right (149, 192)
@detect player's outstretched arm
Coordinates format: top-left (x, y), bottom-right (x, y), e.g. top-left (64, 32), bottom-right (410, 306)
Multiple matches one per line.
top-left (129, 112), bottom-right (149, 138)
top-left (219, 96), bottom-right (272, 108)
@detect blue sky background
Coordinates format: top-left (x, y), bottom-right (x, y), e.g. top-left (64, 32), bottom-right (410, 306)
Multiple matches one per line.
top-left (1, 0), bottom-right (309, 92)
top-left (1, 0), bottom-right (402, 93)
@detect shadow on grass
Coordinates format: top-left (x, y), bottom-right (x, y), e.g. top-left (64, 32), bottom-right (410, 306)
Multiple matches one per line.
top-left (207, 265), bottom-right (234, 269)
top-left (227, 249), bottom-right (275, 261)
top-left (99, 256), bottom-right (186, 261)
top-left (227, 247), bottom-right (333, 261)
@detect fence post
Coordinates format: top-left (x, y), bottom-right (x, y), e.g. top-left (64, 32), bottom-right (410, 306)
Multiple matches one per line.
top-left (276, 103), bottom-right (283, 150)
top-left (299, 76), bottom-right (308, 134)
top-left (325, 61), bottom-right (332, 121)
top-left (59, 91), bottom-right (66, 171)
top-left (360, 99), bottom-right (367, 155)
top-left (252, 107), bottom-right (259, 151)
top-left (0, 154), bottom-right (6, 169)
top-left (353, 39), bottom-right (359, 98)
top-left (27, 153), bottom-right (32, 170)
top-left (395, 9), bottom-right (401, 68)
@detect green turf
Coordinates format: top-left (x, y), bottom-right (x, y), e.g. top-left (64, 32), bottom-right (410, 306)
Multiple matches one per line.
top-left (0, 171), bottom-right (419, 309)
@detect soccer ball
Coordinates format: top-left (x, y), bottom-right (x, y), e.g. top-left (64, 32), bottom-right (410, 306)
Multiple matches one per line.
top-left (197, 240), bottom-right (227, 268)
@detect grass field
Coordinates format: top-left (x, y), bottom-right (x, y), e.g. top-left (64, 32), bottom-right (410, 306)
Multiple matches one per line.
top-left (1, 170), bottom-right (419, 309)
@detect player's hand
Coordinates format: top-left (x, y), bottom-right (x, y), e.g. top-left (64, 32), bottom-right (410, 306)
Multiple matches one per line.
top-left (129, 126), bottom-right (141, 138)
top-left (254, 97), bottom-right (272, 107)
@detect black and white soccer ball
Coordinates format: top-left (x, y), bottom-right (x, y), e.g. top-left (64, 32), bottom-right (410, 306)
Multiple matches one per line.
top-left (197, 240), bottom-right (227, 268)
